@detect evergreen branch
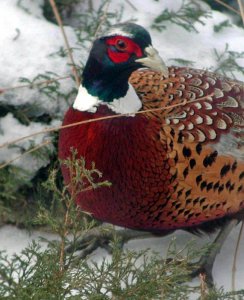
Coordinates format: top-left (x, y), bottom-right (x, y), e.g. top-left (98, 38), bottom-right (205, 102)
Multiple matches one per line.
top-left (0, 75), bottom-right (71, 94)
top-left (212, 44), bottom-right (244, 78)
top-left (169, 58), bottom-right (195, 66)
top-left (214, 19), bottom-right (232, 32)
top-left (1, 131), bottom-right (244, 298)
top-left (0, 161), bottom-right (208, 298)
top-left (152, 0), bottom-right (211, 33)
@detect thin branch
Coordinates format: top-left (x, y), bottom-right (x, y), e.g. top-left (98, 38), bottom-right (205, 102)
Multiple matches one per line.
top-left (125, 0), bottom-right (138, 11)
top-left (232, 221), bottom-right (244, 292)
top-left (0, 140), bottom-right (51, 170)
top-left (88, 0), bottom-right (93, 12)
top-left (0, 75), bottom-right (71, 94)
top-left (237, 0), bottom-right (244, 25)
top-left (0, 93), bottom-right (214, 152)
top-left (59, 199), bottom-right (72, 272)
top-left (199, 273), bottom-right (208, 299)
top-left (0, 93), bottom-right (214, 169)
top-left (49, 0), bottom-right (80, 87)
top-left (0, 101), bottom-right (186, 150)
top-left (214, 0), bottom-right (241, 15)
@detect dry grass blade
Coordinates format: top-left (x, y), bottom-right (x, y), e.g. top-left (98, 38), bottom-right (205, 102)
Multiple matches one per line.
top-left (0, 93), bottom-right (214, 151)
top-left (0, 101), bottom-right (187, 150)
top-left (232, 221), bottom-right (244, 292)
top-left (0, 140), bottom-right (51, 170)
top-left (49, 0), bottom-right (80, 87)
top-left (125, 0), bottom-right (138, 11)
top-left (237, 0), bottom-right (244, 25)
top-left (214, 0), bottom-right (241, 15)
top-left (0, 93), bottom-right (214, 169)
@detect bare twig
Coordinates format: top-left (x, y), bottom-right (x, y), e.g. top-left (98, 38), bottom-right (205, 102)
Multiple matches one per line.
top-left (232, 221), bottom-right (244, 292)
top-left (214, 0), bottom-right (241, 15)
top-left (49, 0), bottom-right (80, 87)
top-left (0, 140), bottom-right (51, 170)
top-left (199, 273), bottom-right (208, 299)
top-left (237, 0), bottom-right (244, 25)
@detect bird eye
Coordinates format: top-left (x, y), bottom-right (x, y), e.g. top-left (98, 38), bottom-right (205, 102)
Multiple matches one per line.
top-left (115, 39), bottom-right (127, 51)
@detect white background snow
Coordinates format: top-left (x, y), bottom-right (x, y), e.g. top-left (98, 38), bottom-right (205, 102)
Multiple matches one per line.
top-left (0, 0), bottom-right (244, 296)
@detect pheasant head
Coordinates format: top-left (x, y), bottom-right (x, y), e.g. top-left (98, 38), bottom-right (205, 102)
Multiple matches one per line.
top-left (74, 23), bottom-right (168, 113)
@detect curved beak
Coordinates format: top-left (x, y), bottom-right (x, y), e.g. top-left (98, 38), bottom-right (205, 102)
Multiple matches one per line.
top-left (136, 46), bottom-right (169, 78)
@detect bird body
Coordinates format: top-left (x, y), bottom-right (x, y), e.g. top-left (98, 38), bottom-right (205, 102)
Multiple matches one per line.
top-left (59, 23), bottom-right (244, 234)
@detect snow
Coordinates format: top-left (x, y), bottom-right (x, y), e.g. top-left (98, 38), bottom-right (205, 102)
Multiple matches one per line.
top-left (0, 225), bottom-right (58, 256)
top-left (126, 224), bottom-right (244, 291)
top-left (0, 113), bottom-right (59, 173)
top-left (0, 0), bottom-right (77, 110)
top-left (0, 0), bottom-right (78, 173)
top-left (0, 0), bottom-right (244, 294)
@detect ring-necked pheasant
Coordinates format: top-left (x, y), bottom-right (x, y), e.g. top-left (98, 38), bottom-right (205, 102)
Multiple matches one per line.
top-left (59, 23), bottom-right (244, 282)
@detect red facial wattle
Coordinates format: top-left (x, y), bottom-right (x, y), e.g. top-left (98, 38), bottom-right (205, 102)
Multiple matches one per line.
top-left (106, 36), bottom-right (143, 63)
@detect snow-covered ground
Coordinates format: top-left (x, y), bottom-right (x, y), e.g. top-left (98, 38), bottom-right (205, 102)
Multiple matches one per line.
top-left (0, 0), bottom-right (244, 295)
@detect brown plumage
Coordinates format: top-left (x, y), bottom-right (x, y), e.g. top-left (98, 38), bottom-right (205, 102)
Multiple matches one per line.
top-left (129, 66), bottom-right (244, 230)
